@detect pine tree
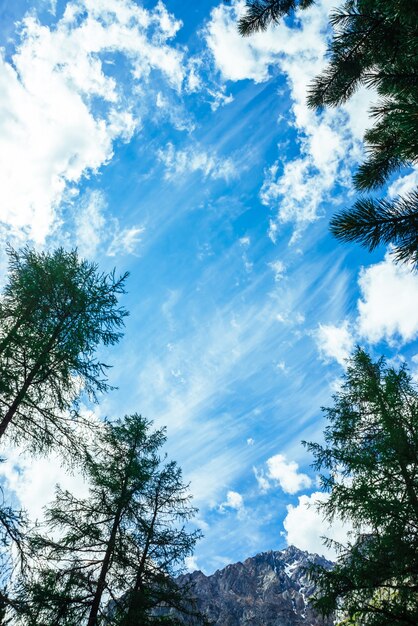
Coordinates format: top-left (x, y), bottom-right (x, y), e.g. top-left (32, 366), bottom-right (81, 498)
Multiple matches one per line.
top-left (238, 0), bottom-right (314, 36)
top-left (18, 414), bottom-right (202, 626)
top-left (0, 246), bottom-right (128, 454)
top-left (304, 348), bottom-right (418, 626)
top-left (239, 0), bottom-right (418, 265)
top-left (329, 191), bottom-right (418, 264)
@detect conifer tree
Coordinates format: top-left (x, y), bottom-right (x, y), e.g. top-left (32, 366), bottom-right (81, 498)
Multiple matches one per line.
top-left (239, 1), bottom-right (418, 265)
top-left (113, 460), bottom-right (202, 625)
top-left (0, 246), bottom-right (128, 454)
top-left (304, 348), bottom-right (418, 626)
top-left (17, 414), bottom-right (201, 626)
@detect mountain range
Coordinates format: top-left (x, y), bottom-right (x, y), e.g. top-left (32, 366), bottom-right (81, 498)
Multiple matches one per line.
top-left (166, 545), bottom-right (334, 625)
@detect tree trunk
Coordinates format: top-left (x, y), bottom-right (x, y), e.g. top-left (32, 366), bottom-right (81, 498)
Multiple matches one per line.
top-left (86, 505), bottom-right (123, 626)
top-left (0, 368), bottom-right (38, 438)
top-left (86, 454), bottom-right (137, 626)
top-left (0, 322), bottom-right (63, 439)
top-left (122, 484), bottom-right (160, 625)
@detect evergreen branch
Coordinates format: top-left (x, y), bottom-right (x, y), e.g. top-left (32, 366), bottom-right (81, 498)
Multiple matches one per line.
top-left (238, 0), bottom-right (314, 36)
top-left (330, 190), bottom-right (418, 265)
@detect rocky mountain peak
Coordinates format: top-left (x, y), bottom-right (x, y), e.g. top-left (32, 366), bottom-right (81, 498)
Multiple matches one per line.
top-left (174, 546), bottom-right (333, 625)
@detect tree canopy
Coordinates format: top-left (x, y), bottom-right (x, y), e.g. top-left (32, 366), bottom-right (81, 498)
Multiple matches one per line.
top-left (239, 0), bottom-right (418, 265)
top-left (304, 348), bottom-right (418, 626)
top-left (0, 246), bottom-right (128, 454)
top-left (16, 414), bottom-right (202, 626)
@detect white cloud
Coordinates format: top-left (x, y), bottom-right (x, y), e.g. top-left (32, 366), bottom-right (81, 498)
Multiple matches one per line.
top-left (275, 360), bottom-right (287, 373)
top-left (205, 0), bottom-right (369, 238)
top-left (74, 190), bottom-right (107, 258)
top-left (269, 259), bottom-right (286, 282)
top-left (68, 190), bottom-right (144, 258)
top-left (0, 408), bottom-right (101, 522)
top-left (0, 450), bottom-right (89, 522)
top-left (0, 0), bottom-right (189, 244)
top-left (205, 0), bottom-right (327, 85)
top-left (266, 453), bottom-right (312, 494)
top-left (357, 254), bottom-right (418, 345)
top-left (219, 490), bottom-right (244, 512)
top-left (107, 224), bottom-right (145, 257)
top-left (315, 321), bottom-right (355, 366)
top-left (388, 168), bottom-right (418, 199)
top-left (283, 491), bottom-right (353, 560)
top-left (247, 437), bottom-right (255, 446)
top-left (157, 142), bottom-right (237, 181)
top-left (184, 555), bottom-right (199, 572)
top-left (253, 467), bottom-right (270, 493)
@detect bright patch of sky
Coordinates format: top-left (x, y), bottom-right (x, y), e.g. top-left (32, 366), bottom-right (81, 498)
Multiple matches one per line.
top-left (0, 0), bottom-right (417, 572)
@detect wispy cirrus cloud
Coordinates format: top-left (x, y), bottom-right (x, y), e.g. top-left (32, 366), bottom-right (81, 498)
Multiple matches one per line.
top-left (157, 142), bottom-right (238, 181)
top-left (65, 190), bottom-right (144, 258)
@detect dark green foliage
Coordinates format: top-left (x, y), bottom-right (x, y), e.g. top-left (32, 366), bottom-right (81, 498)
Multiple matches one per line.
top-left (307, 0), bottom-right (418, 198)
top-left (0, 246), bottom-right (128, 454)
top-left (238, 0), bottom-right (314, 36)
top-left (306, 2), bottom-right (418, 110)
top-left (239, 0), bottom-right (418, 265)
top-left (111, 458), bottom-right (204, 626)
top-left (19, 415), bottom-right (202, 626)
top-left (304, 348), bottom-right (418, 625)
top-left (330, 191), bottom-right (418, 265)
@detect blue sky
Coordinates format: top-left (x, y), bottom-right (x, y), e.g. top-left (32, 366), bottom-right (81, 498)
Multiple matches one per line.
top-left (1, 0), bottom-right (418, 574)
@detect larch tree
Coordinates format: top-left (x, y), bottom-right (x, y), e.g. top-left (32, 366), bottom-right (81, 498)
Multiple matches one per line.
top-left (113, 460), bottom-right (203, 625)
top-left (0, 245), bottom-right (128, 454)
top-left (16, 414), bottom-right (202, 626)
top-left (0, 245), bottom-right (128, 613)
top-left (304, 348), bottom-right (418, 626)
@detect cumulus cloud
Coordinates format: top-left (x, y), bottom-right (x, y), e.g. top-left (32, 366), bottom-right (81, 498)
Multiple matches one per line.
top-left (0, 0), bottom-right (188, 244)
top-left (254, 453), bottom-right (313, 495)
top-left (315, 321), bottom-right (355, 366)
top-left (357, 254), bottom-right (418, 345)
top-left (388, 168), bottom-right (418, 199)
top-left (205, 0), bottom-right (370, 238)
top-left (314, 254), bottom-right (418, 365)
top-left (0, 449), bottom-right (89, 522)
top-left (283, 491), bottom-right (353, 559)
top-left (266, 454), bottom-right (312, 494)
top-left (220, 490), bottom-right (244, 512)
top-left (157, 142), bottom-right (237, 181)
top-left (184, 555), bottom-right (199, 572)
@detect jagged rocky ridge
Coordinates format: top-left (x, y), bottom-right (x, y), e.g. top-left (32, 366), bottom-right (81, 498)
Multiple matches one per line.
top-left (163, 545), bottom-right (333, 625)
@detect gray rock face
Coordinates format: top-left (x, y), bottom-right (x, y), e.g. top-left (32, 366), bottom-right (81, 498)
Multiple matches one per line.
top-left (175, 545), bottom-right (333, 626)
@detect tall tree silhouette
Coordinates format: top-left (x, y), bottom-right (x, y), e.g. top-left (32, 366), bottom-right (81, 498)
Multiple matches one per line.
top-left (0, 246), bottom-right (128, 454)
top-left (304, 348), bottom-right (418, 625)
top-left (18, 415), bottom-right (201, 626)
